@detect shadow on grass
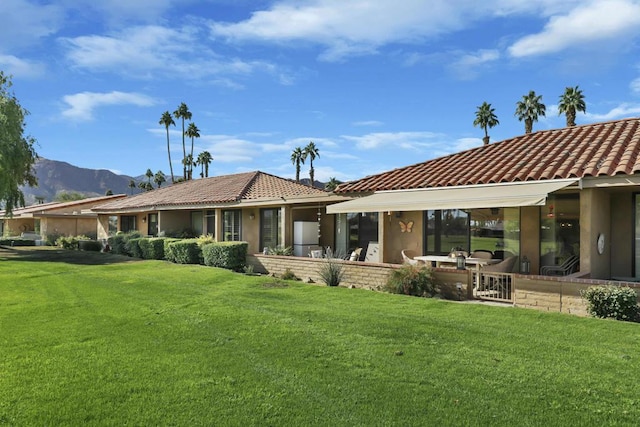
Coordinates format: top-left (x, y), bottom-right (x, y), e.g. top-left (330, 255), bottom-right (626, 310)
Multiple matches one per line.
top-left (0, 246), bottom-right (143, 265)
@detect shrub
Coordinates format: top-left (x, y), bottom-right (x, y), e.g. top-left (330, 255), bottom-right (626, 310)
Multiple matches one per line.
top-left (56, 235), bottom-right (80, 250)
top-left (385, 264), bottom-right (437, 297)
top-left (167, 239), bottom-right (202, 264)
top-left (78, 239), bottom-right (102, 252)
top-left (202, 242), bottom-right (248, 271)
top-left (267, 246), bottom-right (293, 256)
top-left (281, 268), bottom-right (298, 281)
top-left (196, 234), bottom-right (216, 246)
top-left (126, 238), bottom-right (143, 259)
top-left (139, 238), bottom-right (165, 260)
top-left (581, 285), bottom-right (640, 322)
top-left (0, 238), bottom-right (36, 247)
top-left (108, 231), bottom-right (142, 256)
top-left (163, 238), bottom-right (182, 263)
top-left (318, 252), bottom-right (345, 287)
top-left (45, 232), bottom-right (62, 246)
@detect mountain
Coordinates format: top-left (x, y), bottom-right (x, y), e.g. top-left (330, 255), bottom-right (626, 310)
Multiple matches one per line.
top-left (20, 158), bottom-right (141, 204)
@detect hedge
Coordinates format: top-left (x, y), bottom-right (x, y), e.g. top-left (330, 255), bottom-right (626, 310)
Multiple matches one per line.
top-left (0, 239), bottom-right (36, 247)
top-left (166, 239), bottom-right (202, 264)
top-left (126, 238), bottom-right (143, 259)
top-left (138, 237), bottom-right (166, 260)
top-left (202, 241), bottom-right (248, 271)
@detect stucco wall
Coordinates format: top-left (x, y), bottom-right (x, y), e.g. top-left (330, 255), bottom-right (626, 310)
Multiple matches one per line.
top-left (383, 211), bottom-right (423, 264)
top-left (581, 188), bottom-right (611, 279)
top-left (610, 192), bottom-right (633, 277)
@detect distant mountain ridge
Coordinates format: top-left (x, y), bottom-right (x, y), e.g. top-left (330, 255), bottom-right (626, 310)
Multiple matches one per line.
top-left (20, 158), bottom-right (141, 204)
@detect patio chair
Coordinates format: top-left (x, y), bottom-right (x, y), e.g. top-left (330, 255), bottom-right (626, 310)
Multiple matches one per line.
top-left (401, 249), bottom-right (421, 266)
top-left (470, 249), bottom-right (493, 259)
top-left (493, 250), bottom-right (514, 260)
top-left (477, 256), bottom-right (518, 292)
top-left (540, 255), bottom-right (579, 276)
top-left (349, 247), bottom-right (362, 261)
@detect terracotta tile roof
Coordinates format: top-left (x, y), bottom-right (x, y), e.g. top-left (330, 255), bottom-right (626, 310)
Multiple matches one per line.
top-left (336, 117), bottom-right (640, 193)
top-left (92, 171), bottom-right (330, 211)
top-left (1, 194), bottom-right (126, 217)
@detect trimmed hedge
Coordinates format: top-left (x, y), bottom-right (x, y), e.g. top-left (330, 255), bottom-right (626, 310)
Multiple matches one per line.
top-left (126, 238), bottom-right (143, 259)
top-left (0, 239), bottom-right (36, 247)
top-left (163, 238), bottom-right (182, 263)
top-left (581, 285), bottom-right (640, 322)
top-left (108, 232), bottom-right (142, 256)
top-left (78, 240), bottom-right (102, 252)
top-left (138, 238), bottom-right (166, 260)
top-left (202, 241), bottom-right (248, 271)
top-left (166, 239), bottom-right (202, 264)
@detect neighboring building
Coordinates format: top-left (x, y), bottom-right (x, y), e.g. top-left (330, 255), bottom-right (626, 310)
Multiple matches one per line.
top-left (91, 171), bottom-right (350, 255)
top-left (328, 117), bottom-right (640, 280)
top-left (0, 194), bottom-right (127, 240)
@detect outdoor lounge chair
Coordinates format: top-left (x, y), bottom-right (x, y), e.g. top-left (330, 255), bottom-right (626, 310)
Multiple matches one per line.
top-left (470, 249), bottom-right (493, 259)
top-left (401, 249), bottom-right (421, 266)
top-left (540, 255), bottom-right (579, 276)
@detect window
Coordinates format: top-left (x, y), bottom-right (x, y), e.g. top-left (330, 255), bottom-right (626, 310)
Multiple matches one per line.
top-left (260, 208), bottom-right (281, 250)
top-left (424, 209), bottom-right (469, 254)
top-left (206, 210), bottom-right (215, 238)
top-left (148, 213), bottom-right (158, 236)
top-left (121, 215), bottom-right (136, 233)
top-left (334, 212), bottom-right (378, 254)
top-left (223, 210), bottom-right (241, 241)
top-left (540, 193), bottom-right (580, 269)
top-left (108, 216), bottom-right (118, 235)
top-left (191, 211), bottom-right (203, 236)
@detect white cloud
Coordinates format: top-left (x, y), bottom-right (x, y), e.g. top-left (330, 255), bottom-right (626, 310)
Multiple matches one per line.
top-left (352, 120), bottom-right (384, 127)
top-left (0, 0), bottom-right (64, 51)
top-left (448, 49), bottom-right (500, 80)
top-left (0, 55), bottom-right (45, 78)
top-left (61, 25), bottom-right (277, 81)
top-left (61, 91), bottom-right (157, 121)
top-left (631, 77), bottom-right (640, 94)
top-left (585, 103), bottom-right (640, 121)
top-left (341, 131), bottom-right (442, 150)
top-left (508, 0), bottom-right (640, 58)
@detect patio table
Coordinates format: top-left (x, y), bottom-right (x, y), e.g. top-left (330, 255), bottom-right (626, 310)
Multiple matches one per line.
top-left (415, 255), bottom-right (501, 288)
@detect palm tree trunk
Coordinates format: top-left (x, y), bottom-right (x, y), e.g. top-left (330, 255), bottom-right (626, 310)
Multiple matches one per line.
top-left (181, 119), bottom-right (186, 180)
top-left (166, 130), bottom-right (175, 183)
top-left (309, 161), bottom-right (314, 187)
top-left (525, 119), bottom-right (533, 134)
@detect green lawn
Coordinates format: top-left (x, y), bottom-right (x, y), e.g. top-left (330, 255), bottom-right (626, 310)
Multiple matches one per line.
top-left (1, 247), bottom-right (639, 426)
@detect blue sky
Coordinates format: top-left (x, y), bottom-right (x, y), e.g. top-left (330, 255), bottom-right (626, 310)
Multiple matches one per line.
top-left (2, 0), bottom-right (640, 183)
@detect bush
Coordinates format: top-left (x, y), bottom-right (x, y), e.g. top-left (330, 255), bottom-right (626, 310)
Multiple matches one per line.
top-left (78, 239), bottom-right (102, 252)
top-left (108, 231), bottom-right (142, 256)
top-left (202, 242), bottom-right (248, 271)
top-left (267, 246), bottom-right (293, 256)
top-left (138, 238), bottom-right (166, 260)
top-left (385, 264), bottom-right (437, 297)
top-left (318, 252), bottom-right (345, 287)
top-left (163, 238), bottom-right (182, 263)
top-left (581, 285), bottom-right (640, 322)
top-left (45, 232), bottom-right (62, 246)
top-left (126, 238), bottom-right (143, 258)
top-left (166, 239), bottom-right (202, 264)
top-left (0, 238), bottom-right (36, 247)
top-left (281, 268), bottom-right (298, 281)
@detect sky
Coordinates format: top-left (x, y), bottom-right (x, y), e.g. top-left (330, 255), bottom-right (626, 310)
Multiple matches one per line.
top-left (2, 0), bottom-right (640, 184)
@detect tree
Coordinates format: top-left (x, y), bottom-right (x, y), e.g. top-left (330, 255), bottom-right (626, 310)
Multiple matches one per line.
top-left (303, 141), bottom-right (320, 186)
top-left (173, 102), bottom-right (191, 180)
top-left (196, 151), bottom-right (213, 178)
top-left (182, 154), bottom-right (195, 180)
top-left (105, 189), bottom-right (113, 196)
top-left (159, 111), bottom-right (176, 183)
top-left (145, 168), bottom-right (154, 186)
top-left (473, 102), bottom-right (499, 145)
top-left (138, 181), bottom-right (153, 192)
top-left (153, 170), bottom-right (166, 188)
top-left (128, 179), bottom-right (136, 195)
top-left (290, 147), bottom-right (305, 183)
top-left (515, 90), bottom-right (546, 134)
top-left (558, 86), bottom-right (586, 127)
top-left (324, 177), bottom-right (342, 192)
top-left (55, 191), bottom-right (85, 202)
top-left (0, 71), bottom-right (38, 214)
top-left (185, 122), bottom-right (200, 180)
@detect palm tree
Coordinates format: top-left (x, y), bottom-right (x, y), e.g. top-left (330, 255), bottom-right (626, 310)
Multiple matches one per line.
top-left (159, 111), bottom-right (176, 183)
top-left (153, 170), bottom-right (166, 188)
top-left (128, 179), bottom-right (136, 195)
top-left (145, 168), bottom-right (153, 186)
top-left (558, 86), bottom-right (586, 127)
top-left (324, 177), bottom-right (342, 192)
top-left (138, 181), bottom-right (153, 192)
top-left (303, 141), bottom-right (320, 186)
top-left (290, 147), bottom-right (305, 183)
top-left (173, 102), bottom-right (192, 180)
top-left (182, 154), bottom-right (195, 180)
top-left (473, 102), bottom-right (499, 145)
top-left (197, 151), bottom-right (213, 178)
top-left (515, 90), bottom-right (546, 134)
top-left (185, 122), bottom-right (200, 180)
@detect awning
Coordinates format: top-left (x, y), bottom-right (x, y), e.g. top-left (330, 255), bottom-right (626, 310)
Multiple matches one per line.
top-left (327, 179), bottom-right (578, 214)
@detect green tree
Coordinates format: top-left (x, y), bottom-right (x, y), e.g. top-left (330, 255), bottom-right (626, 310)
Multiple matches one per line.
top-left (324, 177), bottom-right (342, 192)
top-left (138, 181), bottom-right (153, 192)
top-left (0, 71), bottom-right (38, 214)
top-left (290, 146), bottom-right (305, 183)
top-left (196, 151), bottom-right (213, 178)
top-left (303, 141), bottom-right (320, 186)
top-left (153, 170), bottom-right (166, 188)
top-left (558, 86), bottom-right (586, 127)
top-left (55, 191), bottom-right (85, 202)
top-left (185, 122), bottom-right (200, 180)
top-left (159, 111), bottom-right (176, 183)
top-left (182, 154), bottom-right (195, 180)
top-left (473, 102), bottom-right (499, 145)
top-left (128, 179), bottom-right (136, 195)
top-left (515, 90), bottom-right (546, 134)
top-left (173, 103), bottom-right (191, 180)
top-left (145, 168), bottom-right (153, 186)
top-left (105, 189), bottom-right (113, 196)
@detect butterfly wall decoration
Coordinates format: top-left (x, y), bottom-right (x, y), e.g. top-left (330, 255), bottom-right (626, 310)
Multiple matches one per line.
top-left (399, 220), bottom-right (414, 233)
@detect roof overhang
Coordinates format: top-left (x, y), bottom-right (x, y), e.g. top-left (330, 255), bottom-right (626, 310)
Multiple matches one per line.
top-left (326, 179), bottom-right (579, 214)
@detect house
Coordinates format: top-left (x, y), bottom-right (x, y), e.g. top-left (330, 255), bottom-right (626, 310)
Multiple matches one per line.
top-left (0, 194), bottom-right (127, 241)
top-left (328, 117), bottom-right (640, 281)
top-left (91, 171), bottom-right (350, 255)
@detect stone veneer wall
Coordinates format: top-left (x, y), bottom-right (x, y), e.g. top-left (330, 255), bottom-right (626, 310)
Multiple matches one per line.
top-left (248, 255), bottom-right (640, 317)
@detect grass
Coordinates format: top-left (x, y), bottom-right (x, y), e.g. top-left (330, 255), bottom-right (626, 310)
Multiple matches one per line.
top-left (1, 247), bottom-right (639, 425)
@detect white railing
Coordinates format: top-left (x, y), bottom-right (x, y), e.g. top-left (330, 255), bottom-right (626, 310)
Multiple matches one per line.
top-left (472, 271), bottom-right (513, 302)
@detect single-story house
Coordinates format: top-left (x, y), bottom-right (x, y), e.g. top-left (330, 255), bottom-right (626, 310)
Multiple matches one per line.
top-left (91, 171), bottom-right (351, 256)
top-left (327, 117), bottom-right (640, 281)
top-left (1, 194), bottom-right (126, 240)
